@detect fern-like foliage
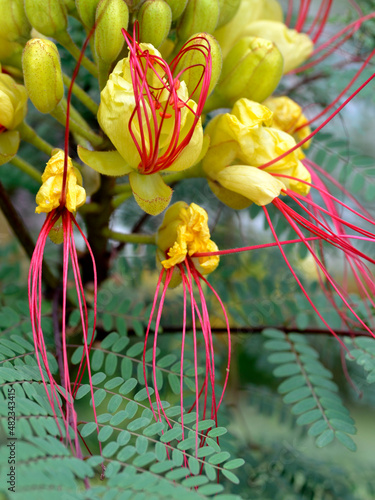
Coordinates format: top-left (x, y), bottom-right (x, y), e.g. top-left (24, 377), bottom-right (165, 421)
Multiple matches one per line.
top-left (262, 328), bottom-right (357, 451)
top-left (0, 318), bottom-right (244, 499)
top-left (345, 336), bottom-right (375, 384)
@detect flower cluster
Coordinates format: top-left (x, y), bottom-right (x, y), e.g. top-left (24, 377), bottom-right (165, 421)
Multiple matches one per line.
top-left (2, 0), bottom-right (373, 475)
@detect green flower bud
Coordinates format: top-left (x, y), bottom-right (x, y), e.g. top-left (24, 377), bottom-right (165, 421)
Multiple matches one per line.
top-left (24, 0), bottom-right (67, 37)
top-left (0, 0), bottom-right (31, 42)
top-left (174, 33), bottom-right (222, 98)
top-left (207, 36), bottom-right (283, 109)
top-left (22, 38), bottom-right (64, 113)
top-left (164, 0), bottom-right (187, 20)
top-left (138, 0), bottom-right (172, 49)
top-left (177, 0), bottom-right (219, 43)
top-left (217, 0), bottom-right (241, 28)
top-left (94, 0), bottom-right (129, 65)
top-left (75, 0), bottom-right (100, 28)
top-left (63, 0), bottom-right (76, 12)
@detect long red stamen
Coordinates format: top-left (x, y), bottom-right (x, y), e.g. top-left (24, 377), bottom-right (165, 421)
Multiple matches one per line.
top-left (121, 26), bottom-right (212, 175)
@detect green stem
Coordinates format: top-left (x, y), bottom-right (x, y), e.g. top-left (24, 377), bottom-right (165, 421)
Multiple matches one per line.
top-left (112, 190), bottom-right (132, 209)
top-left (10, 156), bottom-right (41, 183)
top-left (56, 32), bottom-right (98, 78)
top-left (18, 123), bottom-right (53, 157)
top-left (62, 73), bottom-right (99, 115)
top-left (51, 102), bottom-right (103, 148)
top-left (103, 228), bottom-right (156, 245)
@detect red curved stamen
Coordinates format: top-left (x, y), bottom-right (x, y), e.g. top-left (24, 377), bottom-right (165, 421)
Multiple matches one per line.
top-left (259, 71), bottom-right (375, 170)
top-left (121, 26), bottom-right (212, 175)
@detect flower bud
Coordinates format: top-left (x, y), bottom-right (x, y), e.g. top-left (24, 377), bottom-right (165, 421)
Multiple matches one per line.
top-left (177, 0), bottom-right (219, 43)
top-left (24, 0), bottom-right (67, 37)
top-left (22, 38), bottom-right (64, 114)
top-left (207, 36), bottom-right (283, 109)
top-left (217, 0), bottom-right (241, 29)
top-left (242, 21), bottom-right (313, 73)
top-left (214, 0), bottom-right (283, 58)
top-left (0, 0), bottom-right (31, 42)
top-left (138, 0), bottom-right (172, 49)
top-left (174, 33), bottom-right (222, 99)
top-left (0, 71), bottom-right (28, 130)
top-left (0, 37), bottom-right (23, 68)
top-left (164, 0), bottom-right (187, 20)
top-left (94, 0), bottom-right (129, 64)
top-left (75, 0), bottom-right (100, 28)
top-left (0, 69), bottom-right (27, 165)
top-left (63, 0), bottom-right (76, 12)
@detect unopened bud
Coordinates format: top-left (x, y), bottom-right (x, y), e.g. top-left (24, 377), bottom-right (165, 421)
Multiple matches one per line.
top-left (138, 0), bottom-right (172, 49)
top-left (24, 0), bottom-right (67, 37)
top-left (177, 0), bottom-right (219, 43)
top-left (0, 0), bottom-right (31, 42)
top-left (63, 0), bottom-right (76, 12)
top-left (217, 0), bottom-right (241, 28)
top-left (242, 21), bottom-right (314, 73)
top-left (208, 36), bottom-right (283, 109)
top-left (22, 38), bottom-right (64, 113)
top-left (174, 33), bottom-right (222, 99)
top-left (76, 0), bottom-right (100, 28)
top-left (94, 0), bottom-right (129, 64)
top-left (164, 0), bottom-right (187, 20)
top-left (0, 37), bottom-right (23, 68)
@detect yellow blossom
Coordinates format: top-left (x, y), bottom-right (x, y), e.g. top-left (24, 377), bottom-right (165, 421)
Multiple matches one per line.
top-left (203, 98), bottom-right (311, 207)
top-left (264, 96), bottom-right (312, 148)
top-left (157, 202), bottom-right (219, 275)
top-left (35, 150), bottom-right (86, 214)
top-left (241, 21), bottom-right (313, 73)
top-left (79, 42), bottom-right (205, 216)
top-left (0, 68), bottom-right (27, 165)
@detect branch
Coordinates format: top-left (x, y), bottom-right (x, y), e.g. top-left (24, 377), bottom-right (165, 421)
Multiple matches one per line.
top-left (0, 182), bottom-right (57, 289)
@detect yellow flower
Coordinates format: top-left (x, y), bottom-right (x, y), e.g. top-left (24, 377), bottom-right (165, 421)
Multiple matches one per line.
top-left (263, 96), bottom-right (312, 148)
top-left (35, 150), bottom-right (86, 214)
top-left (157, 202), bottom-right (219, 275)
top-left (241, 21), bottom-right (313, 73)
top-left (203, 98), bottom-right (311, 207)
top-left (214, 0), bottom-right (283, 58)
top-left (79, 41), bottom-right (206, 216)
top-left (0, 68), bottom-right (27, 165)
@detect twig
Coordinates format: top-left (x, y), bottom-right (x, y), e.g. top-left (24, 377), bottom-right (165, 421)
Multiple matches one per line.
top-left (0, 182), bottom-right (57, 290)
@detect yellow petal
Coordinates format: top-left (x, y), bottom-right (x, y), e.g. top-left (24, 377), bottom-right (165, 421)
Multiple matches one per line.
top-left (242, 21), bottom-right (313, 73)
top-left (208, 179), bottom-right (252, 210)
top-left (216, 165), bottom-right (285, 206)
top-left (0, 130), bottom-right (19, 165)
top-left (129, 171), bottom-right (172, 215)
top-left (77, 146), bottom-right (133, 176)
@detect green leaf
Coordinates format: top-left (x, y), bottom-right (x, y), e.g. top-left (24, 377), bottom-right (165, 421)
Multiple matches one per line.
top-left (208, 451), bottom-right (230, 465)
top-left (207, 427), bottom-right (227, 438)
top-left (224, 458), bottom-right (245, 470)
top-left (273, 363), bottom-right (300, 377)
top-left (296, 409), bottom-right (322, 426)
top-left (283, 387), bottom-right (311, 404)
top-left (308, 419), bottom-right (328, 437)
top-left (98, 425), bottom-right (114, 442)
top-left (80, 422), bottom-right (97, 437)
top-left (316, 429), bottom-right (334, 448)
top-left (222, 469), bottom-right (240, 484)
top-left (119, 378), bottom-right (137, 395)
top-left (291, 397), bottom-right (317, 415)
top-left (335, 431), bottom-right (357, 451)
top-left (278, 375), bottom-right (306, 394)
